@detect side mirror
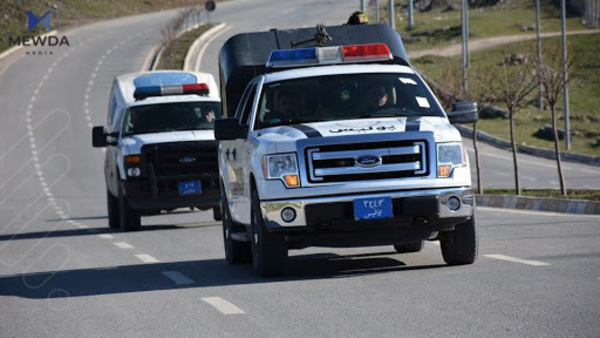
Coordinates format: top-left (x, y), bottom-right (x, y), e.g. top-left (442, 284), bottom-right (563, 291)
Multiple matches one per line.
top-left (447, 101), bottom-right (478, 125)
top-left (92, 126), bottom-right (107, 147)
top-left (214, 118), bottom-right (248, 141)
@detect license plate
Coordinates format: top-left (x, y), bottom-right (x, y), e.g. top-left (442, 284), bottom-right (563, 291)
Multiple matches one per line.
top-left (353, 196), bottom-right (393, 221)
top-left (178, 181), bottom-right (202, 195)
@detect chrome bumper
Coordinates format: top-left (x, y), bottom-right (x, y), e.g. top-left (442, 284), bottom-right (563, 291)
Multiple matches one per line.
top-left (260, 187), bottom-right (474, 229)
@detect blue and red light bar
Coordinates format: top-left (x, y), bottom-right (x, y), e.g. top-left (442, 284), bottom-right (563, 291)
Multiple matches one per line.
top-left (266, 43), bottom-right (392, 68)
top-left (133, 83), bottom-right (209, 101)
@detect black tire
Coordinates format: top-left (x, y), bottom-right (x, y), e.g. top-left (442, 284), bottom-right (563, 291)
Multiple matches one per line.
top-left (222, 196), bottom-right (251, 264)
top-left (213, 205), bottom-right (222, 221)
top-left (118, 182), bottom-right (141, 232)
top-left (440, 215), bottom-right (478, 265)
top-left (107, 189), bottom-right (119, 229)
top-left (250, 189), bottom-right (287, 277)
top-left (393, 241), bottom-right (424, 253)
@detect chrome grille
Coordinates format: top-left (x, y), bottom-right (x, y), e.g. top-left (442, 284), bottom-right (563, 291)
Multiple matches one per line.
top-left (142, 141), bottom-right (218, 176)
top-left (306, 140), bottom-right (428, 183)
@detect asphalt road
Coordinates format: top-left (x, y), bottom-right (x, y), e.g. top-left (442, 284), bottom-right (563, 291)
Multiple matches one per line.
top-left (1, 0), bottom-right (599, 337)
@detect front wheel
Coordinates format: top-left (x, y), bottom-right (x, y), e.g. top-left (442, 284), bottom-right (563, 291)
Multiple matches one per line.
top-left (251, 189), bottom-right (287, 277)
top-left (222, 196), bottom-right (251, 264)
top-left (107, 189), bottom-right (119, 229)
top-left (118, 182), bottom-right (141, 232)
top-left (440, 215), bottom-right (478, 265)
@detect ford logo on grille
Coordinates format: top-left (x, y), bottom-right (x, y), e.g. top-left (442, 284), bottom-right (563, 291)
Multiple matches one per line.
top-left (356, 155), bottom-right (381, 167)
top-left (179, 156), bottom-right (196, 164)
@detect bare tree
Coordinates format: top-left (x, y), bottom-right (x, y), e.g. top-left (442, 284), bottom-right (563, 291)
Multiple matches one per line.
top-left (466, 63), bottom-right (500, 194)
top-left (537, 44), bottom-right (578, 196)
top-left (495, 51), bottom-right (538, 195)
top-left (426, 59), bottom-right (497, 195)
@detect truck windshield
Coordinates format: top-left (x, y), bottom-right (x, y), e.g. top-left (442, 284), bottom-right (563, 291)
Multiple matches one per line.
top-left (123, 101), bottom-right (221, 136)
top-left (257, 73), bottom-right (445, 128)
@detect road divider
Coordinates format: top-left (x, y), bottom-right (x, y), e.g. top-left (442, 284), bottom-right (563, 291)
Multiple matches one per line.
top-left (476, 194), bottom-right (600, 215)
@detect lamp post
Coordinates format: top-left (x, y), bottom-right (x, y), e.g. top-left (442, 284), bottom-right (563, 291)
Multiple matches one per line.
top-left (560, 0), bottom-right (571, 150)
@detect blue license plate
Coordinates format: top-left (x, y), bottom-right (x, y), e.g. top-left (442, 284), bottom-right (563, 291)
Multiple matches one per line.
top-left (178, 181), bottom-right (202, 195)
top-left (353, 196), bottom-right (393, 221)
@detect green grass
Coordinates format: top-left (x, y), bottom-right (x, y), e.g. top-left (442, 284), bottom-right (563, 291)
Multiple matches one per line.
top-left (156, 24), bottom-right (213, 70)
top-left (483, 189), bottom-right (600, 201)
top-left (392, 0), bottom-right (589, 50)
top-left (414, 33), bottom-right (600, 156)
top-left (1, 0), bottom-right (224, 53)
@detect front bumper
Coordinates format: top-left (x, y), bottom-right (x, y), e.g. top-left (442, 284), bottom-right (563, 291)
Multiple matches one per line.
top-left (261, 187), bottom-right (473, 230)
top-left (123, 174), bottom-right (220, 210)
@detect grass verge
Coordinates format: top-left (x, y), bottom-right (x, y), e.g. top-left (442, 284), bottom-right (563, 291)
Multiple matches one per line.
top-left (156, 24), bottom-right (213, 70)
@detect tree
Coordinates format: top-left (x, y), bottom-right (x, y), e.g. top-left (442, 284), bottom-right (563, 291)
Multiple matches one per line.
top-left (465, 63), bottom-right (501, 195)
top-left (426, 59), bottom-right (498, 195)
top-left (537, 44), bottom-right (578, 196)
top-left (495, 50), bottom-right (538, 195)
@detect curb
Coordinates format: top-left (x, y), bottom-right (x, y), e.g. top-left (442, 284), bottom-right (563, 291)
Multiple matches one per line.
top-left (183, 22), bottom-right (226, 72)
top-left (476, 194), bottom-right (600, 215)
top-left (455, 124), bottom-right (600, 167)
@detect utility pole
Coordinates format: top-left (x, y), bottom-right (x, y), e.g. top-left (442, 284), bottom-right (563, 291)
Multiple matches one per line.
top-left (560, 0), bottom-right (571, 150)
top-left (461, 0), bottom-right (469, 95)
top-left (535, 0), bottom-right (543, 110)
top-left (388, 0), bottom-right (395, 30)
top-left (408, 0), bottom-right (414, 30)
top-left (361, 0), bottom-right (366, 12)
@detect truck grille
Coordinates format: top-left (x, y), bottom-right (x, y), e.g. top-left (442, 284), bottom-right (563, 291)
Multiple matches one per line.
top-left (306, 140), bottom-right (428, 183)
top-left (142, 141), bottom-right (218, 176)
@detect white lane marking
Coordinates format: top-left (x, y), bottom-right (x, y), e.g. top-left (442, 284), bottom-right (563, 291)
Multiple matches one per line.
top-left (77, 225), bottom-right (88, 229)
top-left (484, 254), bottom-right (549, 266)
top-left (135, 254), bottom-right (159, 263)
top-left (162, 271), bottom-right (195, 285)
top-left (201, 297), bottom-right (245, 315)
top-left (194, 26), bottom-right (232, 72)
top-left (477, 206), bottom-right (600, 218)
top-left (113, 242), bottom-right (134, 249)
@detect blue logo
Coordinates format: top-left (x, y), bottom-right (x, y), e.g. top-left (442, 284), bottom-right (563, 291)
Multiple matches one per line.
top-left (28, 10), bottom-right (51, 31)
top-left (356, 155), bottom-right (381, 167)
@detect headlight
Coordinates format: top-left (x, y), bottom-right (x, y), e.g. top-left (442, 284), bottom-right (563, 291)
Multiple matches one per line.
top-left (263, 153), bottom-right (300, 188)
top-left (437, 143), bottom-right (466, 177)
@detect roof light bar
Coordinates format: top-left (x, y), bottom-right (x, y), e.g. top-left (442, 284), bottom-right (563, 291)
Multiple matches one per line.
top-left (266, 43), bottom-right (392, 68)
top-left (133, 83), bottom-right (209, 100)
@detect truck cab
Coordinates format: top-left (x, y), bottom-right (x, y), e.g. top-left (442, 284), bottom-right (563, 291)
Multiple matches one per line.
top-left (215, 24), bottom-right (478, 276)
top-left (92, 70), bottom-right (222, 231)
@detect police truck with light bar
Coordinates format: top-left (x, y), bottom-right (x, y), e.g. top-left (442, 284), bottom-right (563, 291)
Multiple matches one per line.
top-left (92, 71), bottom-right (222, 231)
top-left (215, 24), bottom-right (479, 276)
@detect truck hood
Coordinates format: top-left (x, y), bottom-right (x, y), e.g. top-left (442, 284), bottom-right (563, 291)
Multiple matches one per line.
top-left (258, 117), bottom-right (461, 152)
top-left (121, 130), bottom-right (215, 154)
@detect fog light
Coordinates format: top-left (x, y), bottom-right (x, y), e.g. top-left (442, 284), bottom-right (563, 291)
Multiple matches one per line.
top-left (127, 167), bottom-right (141, 177)
top-left (281, 207), bottom-right (296, 223)
top-left (447, 196), bottom-right (461, 211)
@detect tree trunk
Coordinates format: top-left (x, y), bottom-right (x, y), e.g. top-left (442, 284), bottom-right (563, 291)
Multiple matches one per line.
top-left (551, 105), bottom-right (567, 196)
top-left (509, 111), bottom-right (521, 195)
top-left (473, 122), bottom-right (483, 195)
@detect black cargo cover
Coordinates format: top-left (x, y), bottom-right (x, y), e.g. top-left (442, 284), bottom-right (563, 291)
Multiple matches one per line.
top-left (218, 23), bottom-right (409, 117)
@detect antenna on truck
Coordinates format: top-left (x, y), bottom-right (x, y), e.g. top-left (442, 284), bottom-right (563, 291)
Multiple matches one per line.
top-left (290, 24), bottom-right (332, 48)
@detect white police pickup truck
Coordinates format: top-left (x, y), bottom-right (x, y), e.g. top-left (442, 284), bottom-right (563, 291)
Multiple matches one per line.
top-left (215, 24), bottom-right (479, 276)
top-left (92, 71), bottom-right (222, 231)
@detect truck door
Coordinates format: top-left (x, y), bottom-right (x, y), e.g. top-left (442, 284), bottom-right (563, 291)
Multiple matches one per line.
top-left (223, 83), bottom-right (256, 223)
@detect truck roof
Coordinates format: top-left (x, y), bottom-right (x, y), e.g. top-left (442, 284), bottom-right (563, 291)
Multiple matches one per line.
top-left (116, 70), bottom-right (219, 107)
top-left (218, 23), bottom-right (409, 117)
